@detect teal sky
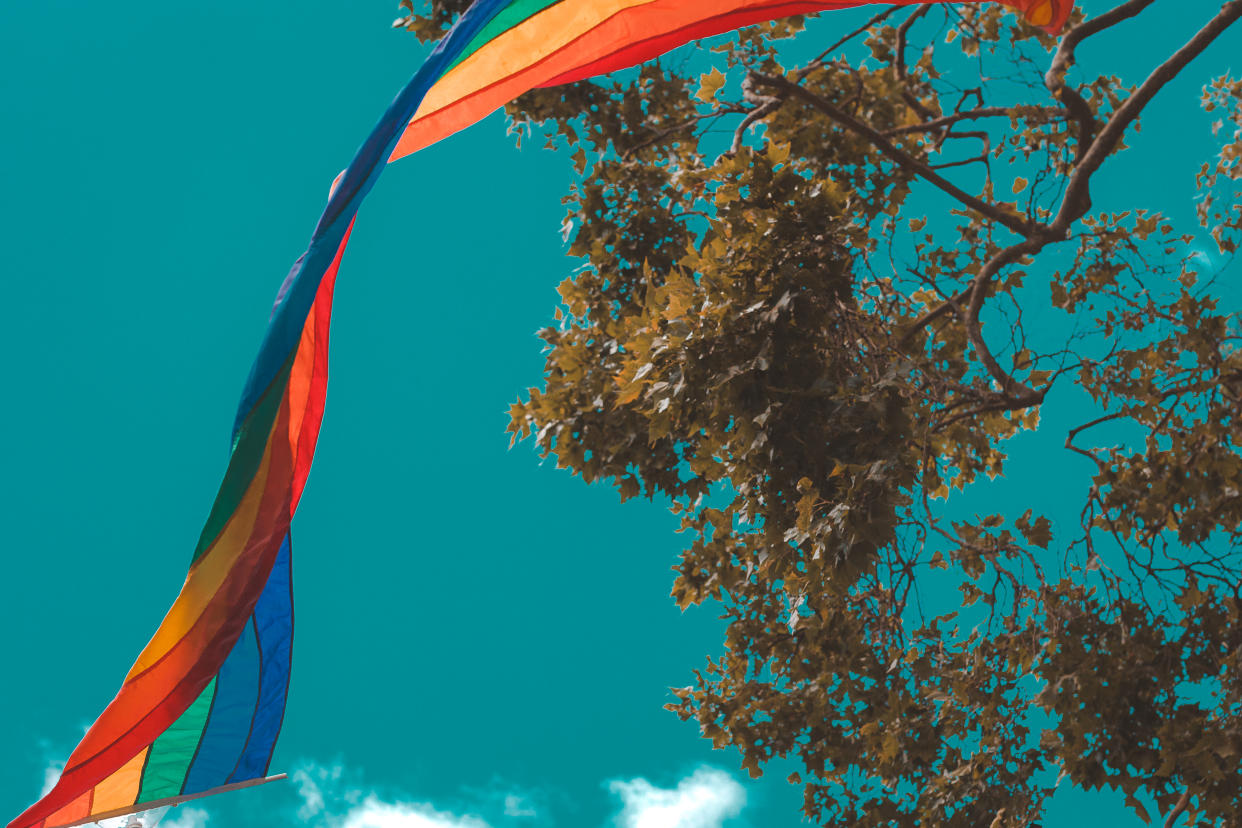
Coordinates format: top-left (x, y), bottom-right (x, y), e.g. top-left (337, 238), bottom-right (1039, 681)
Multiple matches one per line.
top-left (0, 3), bottom-right (1236, 828)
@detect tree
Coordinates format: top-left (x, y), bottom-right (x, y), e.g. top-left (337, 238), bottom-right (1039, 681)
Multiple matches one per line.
top-left (400, 2), bottom-right (1242, 825)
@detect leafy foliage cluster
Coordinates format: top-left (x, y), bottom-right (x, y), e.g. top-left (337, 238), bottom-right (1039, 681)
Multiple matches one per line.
top-left (401, 2), bottom-right (1242, 825)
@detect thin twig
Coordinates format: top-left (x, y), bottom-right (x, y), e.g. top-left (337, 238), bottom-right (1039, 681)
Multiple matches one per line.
top-left (796, 6), bottom-right (903, 80)
top-left (882, 106), bottom-right (1044, 137)
top-left (750, 71), bottom-right (1036, 236)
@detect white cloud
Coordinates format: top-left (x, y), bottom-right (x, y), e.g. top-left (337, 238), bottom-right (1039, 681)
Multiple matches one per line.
top-left (293, 762), bottom-right (348, 820)
top-left (158, 807), bottom-right (209, 828)
top-left (339, 796), bottom-right (490, 828)
top-left (291, 762), bottom-right (491, 828)
top-left (501, 795), bottom-right (536, 819)
top-left (287, 760), bottom-right (744, 828)
top-left (40, 761), bottom-right (63, 797)
top-left (607, 768), bottom-right (745, 828)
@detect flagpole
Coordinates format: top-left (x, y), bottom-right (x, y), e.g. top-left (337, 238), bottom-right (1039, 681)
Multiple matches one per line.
top-left (51, 775), bottom-right (288, 828)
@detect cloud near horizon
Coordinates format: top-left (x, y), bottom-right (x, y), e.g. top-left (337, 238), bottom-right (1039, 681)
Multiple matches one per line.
top-left (607, 767), bottom-right (745, 828)
top-left (292, 763), bottom-right (493, 828)
top-left (336, 797), bottom-right (490, 828)
top-left (289, 761), bottom-right (745, 828)
top-left (158, 807), bottom-right (210, 828)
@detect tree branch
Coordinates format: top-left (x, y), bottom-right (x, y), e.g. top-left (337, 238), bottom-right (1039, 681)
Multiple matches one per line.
top-left (1053, 0), bottom-right (1242, 232)
top-left (749, 71), bottom-right (1037, 236)
top-left (899, 285), bottom-right (972, 348)
top-left (964, 237), bottom-right (1048, 406)
top-left (1162, 789), bottom-right (1190, 828)
top-left (907, 0), bottom-right (1242, 349)
top-left (882, 106), bottom-right (1047, 137)
top-left (1045, 0), bottom-right (1161, 161)
top-left (728, 100), bottom-right (781, 155)
top-left (895, 4), bottom-right (937, 122)
top-left (796, 5), bottom-right (904, 80)
top-left (623, 109), bottom-right (738, 159)
top-left (1065, 411), bottom-right (1127, 468)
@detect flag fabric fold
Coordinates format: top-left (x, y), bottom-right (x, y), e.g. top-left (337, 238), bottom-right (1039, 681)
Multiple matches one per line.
top-left (11, 2), bottom-right (1070, 827)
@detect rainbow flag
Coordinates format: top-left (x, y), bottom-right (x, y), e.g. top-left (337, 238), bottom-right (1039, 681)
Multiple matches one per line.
top-left (10, 2), bottom-right (1070, 827)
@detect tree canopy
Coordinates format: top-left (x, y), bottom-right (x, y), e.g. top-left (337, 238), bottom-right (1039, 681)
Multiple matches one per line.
top-left (402, 2), bottom-right (1242, 825)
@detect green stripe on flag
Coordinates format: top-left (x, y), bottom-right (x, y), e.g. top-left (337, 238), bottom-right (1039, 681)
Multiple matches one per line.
top-left (444, 0), bottom-right (565, 75)
top-left (136, 678), bottom-right (218, 802)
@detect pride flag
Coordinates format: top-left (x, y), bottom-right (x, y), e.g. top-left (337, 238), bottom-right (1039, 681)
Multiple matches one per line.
top-left (10, 2), bottom-right (1069, 827)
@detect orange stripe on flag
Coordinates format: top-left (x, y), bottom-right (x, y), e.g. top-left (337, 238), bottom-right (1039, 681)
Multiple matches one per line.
top-left (89, 749), bottom-right (148, 815)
